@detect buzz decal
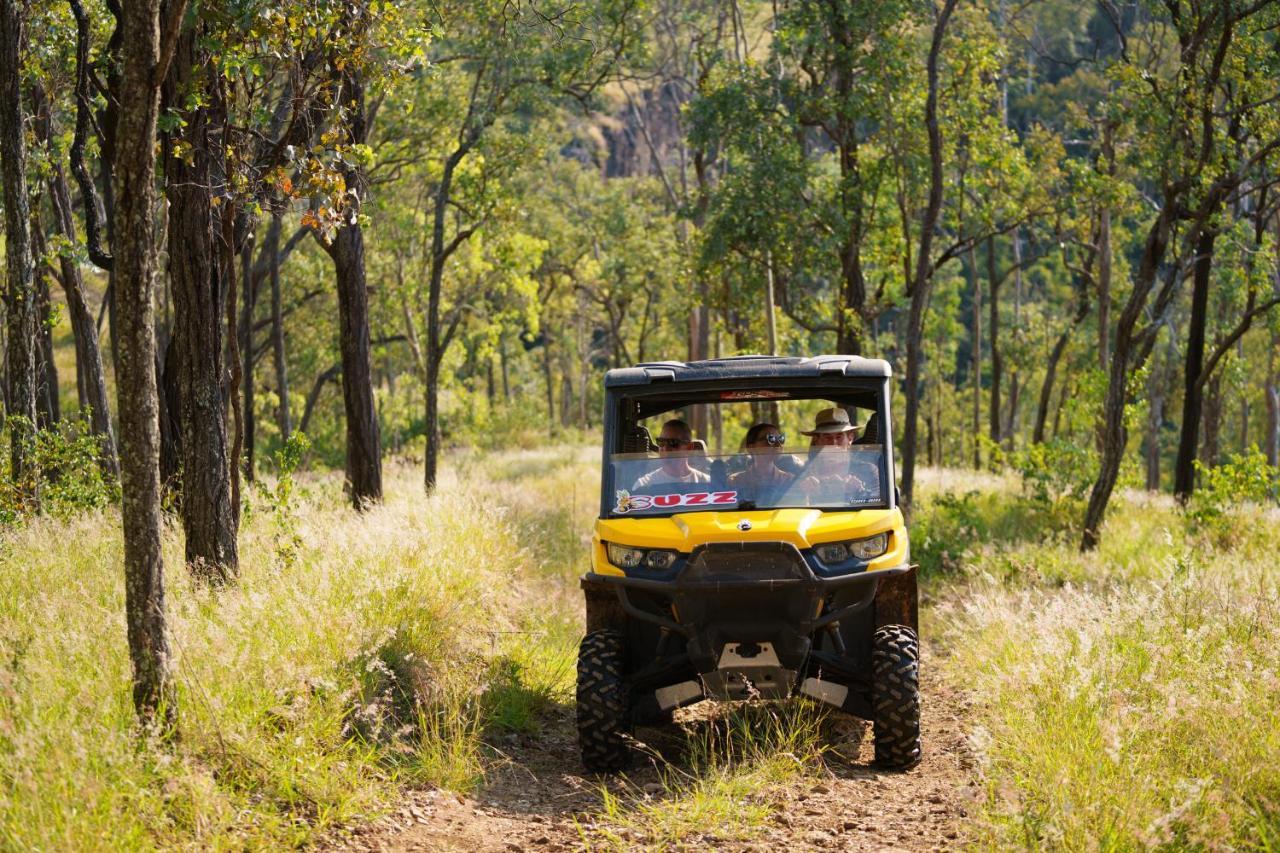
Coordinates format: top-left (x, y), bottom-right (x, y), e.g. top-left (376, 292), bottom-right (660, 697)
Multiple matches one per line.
top-left (614, 490), bottom-right (739, 513)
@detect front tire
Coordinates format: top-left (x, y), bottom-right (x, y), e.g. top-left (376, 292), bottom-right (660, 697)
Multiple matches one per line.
top-left (576, 629), bottom-right (632, 772)
top-left (871, 624), bottom-right (921, 769)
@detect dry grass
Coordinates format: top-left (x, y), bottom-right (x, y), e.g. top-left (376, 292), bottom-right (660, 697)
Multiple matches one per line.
top-left (929, 488), bottom-right (1280, 848)
top-left (0, 455), bottom-right (578, 850)
top-left (3, 446), bottom-right (1277, 848)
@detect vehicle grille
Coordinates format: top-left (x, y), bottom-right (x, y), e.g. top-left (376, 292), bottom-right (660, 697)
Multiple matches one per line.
top-left (681, 542), bottom-right (809, 583)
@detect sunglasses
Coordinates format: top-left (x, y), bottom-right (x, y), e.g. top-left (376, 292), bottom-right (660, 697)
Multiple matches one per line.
top-left (656, 437), bottom-right (690, 449)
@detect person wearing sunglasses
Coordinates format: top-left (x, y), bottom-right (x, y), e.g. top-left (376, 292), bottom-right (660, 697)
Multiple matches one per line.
top-left (632, 419), bottom-right (711, 490)
top-left (728, 423), bottom-right (795, 500)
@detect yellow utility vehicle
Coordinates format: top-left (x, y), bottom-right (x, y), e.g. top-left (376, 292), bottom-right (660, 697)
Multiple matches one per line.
top-left (578, 355), bottom-right (919, 772)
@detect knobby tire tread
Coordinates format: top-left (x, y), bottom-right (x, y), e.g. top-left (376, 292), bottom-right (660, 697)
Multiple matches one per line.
top-left (872, 624), bottom-right (922, 769)
top-left (576, 629), bottom-right (632, 772)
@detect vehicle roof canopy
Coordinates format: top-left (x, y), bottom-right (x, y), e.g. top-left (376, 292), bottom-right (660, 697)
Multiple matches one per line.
top-left (604, 355), bottom-right (891, 389)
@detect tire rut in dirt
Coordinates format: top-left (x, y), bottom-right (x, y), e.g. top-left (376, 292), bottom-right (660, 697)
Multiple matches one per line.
top-left (872, 624), bottom-right (922, 769)
top-left (576, 628), bottom-right (632, 772)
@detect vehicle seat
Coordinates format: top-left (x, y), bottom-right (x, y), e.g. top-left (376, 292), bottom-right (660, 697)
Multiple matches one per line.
top-left (689, 439), bottom-right (709, 473)
top-left (854, 413), bottom-right (881, 445)
top-left (623, 425), bottom-right (656, 454)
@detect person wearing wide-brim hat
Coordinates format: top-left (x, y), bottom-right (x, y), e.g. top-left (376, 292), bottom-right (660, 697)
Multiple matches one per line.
top-left (800, 407), bottom-right (860, 446)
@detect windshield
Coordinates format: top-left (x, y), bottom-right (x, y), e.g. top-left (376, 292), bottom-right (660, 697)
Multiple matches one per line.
top-left (609, 444), bottom-right (888, 515)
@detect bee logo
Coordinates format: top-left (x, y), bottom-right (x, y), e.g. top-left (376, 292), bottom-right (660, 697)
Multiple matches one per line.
top-left (614, 490), bottom-right (652, 513)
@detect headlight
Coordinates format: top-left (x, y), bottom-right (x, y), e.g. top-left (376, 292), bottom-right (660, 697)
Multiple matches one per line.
top-left (644, 550), bottom-right (678, 571)
top-left (815, 542), bottom-right (849, 564)
top-left (606, 543), bottom-right (645, 569)
top-left (606, 543), bottom-right (680, 572)
top-left (815, 533), bottom-right (889, 565)
top-left (849, 532), bottom-right (888, 560)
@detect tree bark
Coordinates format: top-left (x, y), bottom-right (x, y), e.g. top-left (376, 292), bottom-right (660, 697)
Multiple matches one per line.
top-left (323, 61), bottom-right (382, 507)
top-left (164, 25), bottom-right (237, 582)
top-left (984, 238), bottom-right (1003, 448)
top-left (1266, 327), bottom-right (1279, 468)
top-left (425, 143), bottom-right (469, 493)
top-left (240, 233), bottom-right (256, 481)
top-left (0, 0), bottom-right (40, 504)
top-left (34, 249), bottom-right (60, 429)
top-left (114, 0), bottom-right (177, 729)
top-left (899, 0), bottom-right (957, 510)
top-left (1097, 123), bottom-right (1114, 372)
top-left (34, 82), bottom-right (118, 472)
top-left (1173, 230), bottom-right (1217, 502)
top-left (1082, 204), bottom-right (1176, 550)
top-left (969, 245), bottom-right (981, 468)
top-left (299, 364), bottom-right (339, 436)
top-left (269, 213), bottom-right (291, 443)
top-left (1200, 372), bottom-right (1222, 469)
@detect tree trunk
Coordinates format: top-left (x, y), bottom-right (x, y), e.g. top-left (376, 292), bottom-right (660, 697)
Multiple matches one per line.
top-left (0, 0), bottom-right (40, 504)
top-left (268, 213), bottom-right (291, 443)
top-left (240, 233), bottom-right (256, 482)
top-left (164, 26), bottom-right (237, 582)
top-left (34, 256), bottom-right (59, 428)
top-left (424, 142), bottom-right (473, 494)
top-left (1097, 124), bottom-right (1114, 372)
top-left (114, 0), bottom-right (175, 729)
top-left (1173, 230), bottom-right (1216, 503)
top-left (330, 219), bottom-right (383, 506)
top-left (1267, 328), bottom-right (1279, 468)
top-left (43, 111), bottom-right (118, 473)
top-left (324, 59), bottom-right (382, 507)
top-left (300, 364), bottom-right (339, 436)
top-left (1200, 372), bottom-right (1222, 470)
top-left (969, 245), bottom-right (981, 468)
top-left (985, 237), bottom-right (1002, 449)
top-left (899, 0), bottom-right (957, 510)
top-left (1082, 205), bottom-right (1176, 551)
top-left (1145, 368), bottom-right (1163, 492)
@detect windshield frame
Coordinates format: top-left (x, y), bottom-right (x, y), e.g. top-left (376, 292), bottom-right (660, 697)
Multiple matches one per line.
top-left (599, 376), bottom-right (897, 519)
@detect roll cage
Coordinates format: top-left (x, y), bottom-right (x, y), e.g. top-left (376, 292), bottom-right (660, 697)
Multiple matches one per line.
top-left (600, 355), bottom-right (898, 518)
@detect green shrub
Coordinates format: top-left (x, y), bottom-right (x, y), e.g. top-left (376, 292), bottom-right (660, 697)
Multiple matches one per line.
top-left (1011, 438), bottom-right (1096, 505)
top-left (1185, 446), bottom-right (1278, 544)
top-left (0, 417), bottom-right (118, 524)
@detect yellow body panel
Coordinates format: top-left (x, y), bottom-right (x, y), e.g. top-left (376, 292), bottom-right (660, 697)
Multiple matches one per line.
top-left (592, 508), bottom-right (909, 576)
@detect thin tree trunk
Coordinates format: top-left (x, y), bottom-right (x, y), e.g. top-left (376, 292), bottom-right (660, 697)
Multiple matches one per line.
top-left (114, 0), bottom-right (176, 728)
top-left (34, 251), bottom-right (59, 428)
top-left (330, 218), bottom-right (383, 506)
top-left (269, 213), bottom-right (291, 443)
top-left (969, 245), bottom-right (981, 468)
top-left (41, 102), bottom-right (118, 473)
top-left (1097, 124), bottom-right (1114, 372)
top-left (425, 142), bottom-right (473, 494)
top-left (1266, 327), bottom-right (1279, 468)
top-left (900, 0), bottom-right (958, 510)
top-left (324, 57), bottom-right (382, 507)
top-left (240, 233), bottom-right (255, 482)
top-left (1173, 230), bottom-right (1217, 502)
top-left (1145, 365), bottom-right (1163, 492)
top-left (1082, 204), bottom-right (1176, 551)
top-left (985, 237), bottom-right (1002, 448)
top-left (300, 364), bottom-right (339, 436)
top-left (1200, 372), bottom-right (1222, 470)
top-left (164, 25), bottom-right (237, 582)
top-left (0, 0), bottom-right (39, 504)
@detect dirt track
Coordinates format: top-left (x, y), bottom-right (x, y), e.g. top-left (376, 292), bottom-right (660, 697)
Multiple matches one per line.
top-left (332, 643), bottom-right (978, 851)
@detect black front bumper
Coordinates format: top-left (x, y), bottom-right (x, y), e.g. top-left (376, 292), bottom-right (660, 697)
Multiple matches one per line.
top-left (582, 542), bottom-right (910, 700)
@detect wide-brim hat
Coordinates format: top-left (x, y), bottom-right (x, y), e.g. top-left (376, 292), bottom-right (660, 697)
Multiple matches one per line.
top-left (800, 406), bottom-right (859, 435)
